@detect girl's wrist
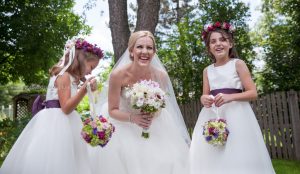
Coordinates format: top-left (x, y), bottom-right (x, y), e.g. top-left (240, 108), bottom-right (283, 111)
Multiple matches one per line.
top-left (80, 84), bottom-right (87, 94)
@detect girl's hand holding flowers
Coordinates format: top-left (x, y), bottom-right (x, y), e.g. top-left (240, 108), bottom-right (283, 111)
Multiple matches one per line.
top-left (214, 93), bottom-right (232, 107)
top-left (201, 95), bottom-right (215, 108)
top-left (81, 77), bottom-right (97, 92)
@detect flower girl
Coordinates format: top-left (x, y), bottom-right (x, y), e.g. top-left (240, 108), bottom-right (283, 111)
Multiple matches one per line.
top-left (190, 22), bottom-right (276, 174)
top-left (0, 37), bottom-right (103, 174)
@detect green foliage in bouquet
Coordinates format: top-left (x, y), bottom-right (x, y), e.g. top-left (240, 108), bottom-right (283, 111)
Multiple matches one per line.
top-left (132, 102), bottom-right (166, 114)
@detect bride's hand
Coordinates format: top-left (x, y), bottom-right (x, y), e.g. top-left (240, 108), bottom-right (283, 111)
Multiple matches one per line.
top-left (131, 113), bottom-right (153, 129)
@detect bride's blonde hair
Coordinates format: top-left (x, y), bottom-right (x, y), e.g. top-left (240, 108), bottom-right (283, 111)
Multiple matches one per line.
top-left (128, 31), bottom-right (156, 60)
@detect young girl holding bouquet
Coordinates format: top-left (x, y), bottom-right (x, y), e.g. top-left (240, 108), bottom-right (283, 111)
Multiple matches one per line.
top-left (190, 22), bottom-right (275, 174)
top-left (0, 37), bottom-right (103, 174)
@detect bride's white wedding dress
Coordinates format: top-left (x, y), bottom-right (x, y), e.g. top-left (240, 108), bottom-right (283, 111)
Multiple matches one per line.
top-left (88, 50), bottom-right (190, 174)
top-left (89, 88), bottom-right (189, 174)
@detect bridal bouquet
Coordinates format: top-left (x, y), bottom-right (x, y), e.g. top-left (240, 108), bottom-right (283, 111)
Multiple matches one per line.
top-left (125, 79), bottom-right (166, 138)
top-left (203, 118), bottom-right (229, 146)
top-left (81, 115), bottom-right (115, 147)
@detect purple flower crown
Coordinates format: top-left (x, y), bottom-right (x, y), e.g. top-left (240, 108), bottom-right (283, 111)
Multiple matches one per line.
top-left (65, 37), bottom-right (104, 58)
top-left (202, 22), bottom-right (235, 40)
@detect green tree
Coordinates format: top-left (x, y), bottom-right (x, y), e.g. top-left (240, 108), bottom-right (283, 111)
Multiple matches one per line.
top-left (158, 0), bottom-right (254, 103)
top-left (255, 0), bottom-right (300, 92)
top-left (0, 0), bottom-right (90, 85)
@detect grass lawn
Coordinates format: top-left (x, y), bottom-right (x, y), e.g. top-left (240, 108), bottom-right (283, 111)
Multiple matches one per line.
top-left (272, 159), bottom-right (300, 174)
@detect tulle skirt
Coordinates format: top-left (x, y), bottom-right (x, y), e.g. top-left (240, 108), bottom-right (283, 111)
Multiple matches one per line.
top-left (190, 101), bottom-right (275, 174)
top-left (88, 103), bottom-right (189, 174)
top-left (0, 108), bottom-right (91, 174)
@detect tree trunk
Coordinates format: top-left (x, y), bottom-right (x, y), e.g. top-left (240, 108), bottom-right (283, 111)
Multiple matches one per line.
top-left (135, 0), bottom-right (160, 34)
top-left (108, 0), bottom-right (130, 62)
top-left (108, 0), bottom-right (160, 62)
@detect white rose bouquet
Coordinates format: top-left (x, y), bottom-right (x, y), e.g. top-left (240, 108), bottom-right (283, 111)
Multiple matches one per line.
top-left (125, 80), bottom-right (166, 138)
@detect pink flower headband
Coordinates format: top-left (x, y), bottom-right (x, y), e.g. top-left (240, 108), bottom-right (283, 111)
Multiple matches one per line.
top-left (201, 22), bottom-right (235, 40)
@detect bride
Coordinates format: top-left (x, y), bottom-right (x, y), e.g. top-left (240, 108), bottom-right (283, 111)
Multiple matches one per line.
top-left (88, 30), bottom-right (190, 174)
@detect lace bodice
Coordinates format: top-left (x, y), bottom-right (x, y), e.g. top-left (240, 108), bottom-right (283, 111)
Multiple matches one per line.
top-left (46, 75), bottom-right (78, 101)
top-left (207, 59), bottom-right (243, 90)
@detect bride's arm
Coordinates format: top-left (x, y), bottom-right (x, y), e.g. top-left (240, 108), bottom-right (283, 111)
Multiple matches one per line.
top-left (108, 70), bottom-right (152, 129)
top-left (108, 70), bottom-right (130, 122)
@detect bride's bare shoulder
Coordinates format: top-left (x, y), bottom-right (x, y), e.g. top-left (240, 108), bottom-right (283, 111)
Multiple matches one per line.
top-left (110, 64), bottom-right (131, 80)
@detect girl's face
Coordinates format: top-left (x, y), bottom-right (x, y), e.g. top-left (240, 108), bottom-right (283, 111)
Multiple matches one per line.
top-left (84, 58), bottom-right (99, 76)
top-left (209, 32), bottom-right (232, 60)
top-left (131, 36), bottom-right (155, 67)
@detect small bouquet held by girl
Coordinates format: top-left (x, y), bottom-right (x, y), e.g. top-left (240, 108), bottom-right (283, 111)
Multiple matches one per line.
top-left (202, 96), bottom-right (229, 146)
top-left (125, 79), bottom-right (167, 138)
top-left (81, 115), bottom-right (115, 147)
top-left (81, 83), bottom-right (115, 147)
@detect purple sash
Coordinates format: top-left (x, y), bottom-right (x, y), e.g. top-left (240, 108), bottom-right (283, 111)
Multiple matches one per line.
top-left (210, 88), bottom-right (242, 96)
top-left (32, 95), bottom-right (61, 116)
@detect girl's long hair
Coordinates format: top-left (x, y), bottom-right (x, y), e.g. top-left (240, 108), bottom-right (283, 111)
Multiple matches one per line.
top-left (49, 49), bottom-right (98, 83)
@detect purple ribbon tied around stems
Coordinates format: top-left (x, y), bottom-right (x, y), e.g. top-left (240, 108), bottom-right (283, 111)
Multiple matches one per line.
top-left (31, 95), bottom-right (61, 116)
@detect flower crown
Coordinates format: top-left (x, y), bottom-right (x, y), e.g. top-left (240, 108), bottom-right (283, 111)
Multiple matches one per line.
top-left (64, 36), bottom-right (104, 58)
top-left (202, 22), bottom-right (235, 40)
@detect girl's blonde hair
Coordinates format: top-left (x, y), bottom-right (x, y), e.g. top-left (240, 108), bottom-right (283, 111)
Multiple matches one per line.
top-left (49, 49), bottom-right (99, 82)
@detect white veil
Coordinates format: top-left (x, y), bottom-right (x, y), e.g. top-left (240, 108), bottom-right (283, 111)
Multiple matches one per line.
top-left (95, 49), bottom-right (191, 145)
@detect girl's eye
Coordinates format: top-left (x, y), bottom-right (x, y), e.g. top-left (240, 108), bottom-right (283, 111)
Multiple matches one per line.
top-left (137, 45), bottom-right (143, 48)
top-left (147, 46), bottom-right (153, 50)
top-left (220, 37), bottom-right (226, 41)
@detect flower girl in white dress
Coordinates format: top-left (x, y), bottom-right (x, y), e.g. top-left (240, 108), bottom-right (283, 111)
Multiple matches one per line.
top-left (0, 37), bottom-right (103, 174)
top-left (190, 22), bottom-right (276, 174)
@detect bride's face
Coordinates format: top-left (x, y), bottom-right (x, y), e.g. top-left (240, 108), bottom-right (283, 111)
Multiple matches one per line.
top-left (131, 36), bottom-right (155, 66)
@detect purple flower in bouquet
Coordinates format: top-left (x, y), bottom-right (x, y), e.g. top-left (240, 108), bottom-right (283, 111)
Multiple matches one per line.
top-left (81, 132), bottom-right (91, 143)
top-left (98, 131), bottom-right (106, 140)
top-left (81, 115), bottom-right (115, 147)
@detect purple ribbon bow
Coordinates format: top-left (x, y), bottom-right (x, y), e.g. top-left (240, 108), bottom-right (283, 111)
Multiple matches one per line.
top-left (32, 95), bottom-right (61, 116)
